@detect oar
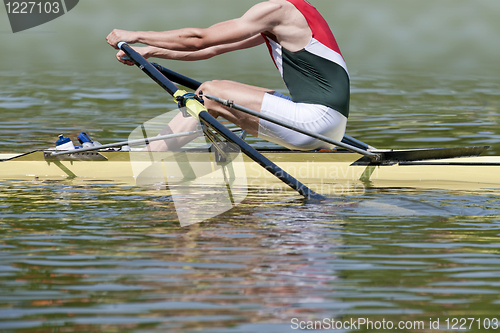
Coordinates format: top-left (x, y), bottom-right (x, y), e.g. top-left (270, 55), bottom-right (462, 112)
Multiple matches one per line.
top-left (151, 62), bottom-right (201, 91)
top-left (118, 42), bottom-right (326, 200)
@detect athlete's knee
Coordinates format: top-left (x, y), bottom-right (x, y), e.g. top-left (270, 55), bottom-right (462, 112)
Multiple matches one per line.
top-left (196, 80), bottom-right (223, 96)
top-left (195, 81), bottom-right (222, 118)
top-left (207, 108), bottom-right (221, 119)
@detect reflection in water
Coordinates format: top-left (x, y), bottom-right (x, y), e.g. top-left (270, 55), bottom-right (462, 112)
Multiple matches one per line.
top-left (1, 179), bottom-right (500, 331)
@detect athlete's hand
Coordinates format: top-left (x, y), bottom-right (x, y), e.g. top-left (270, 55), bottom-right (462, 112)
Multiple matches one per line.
top-left (115, 46), bottom-right (151, 66)
top-left (106, 29), bottom-right (138, 48)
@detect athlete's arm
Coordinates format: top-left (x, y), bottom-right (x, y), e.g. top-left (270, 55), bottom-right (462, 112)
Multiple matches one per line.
top-left (115, 35), bottom-right (265, 65)
top-left (107, 1), bottom-right (282, 51)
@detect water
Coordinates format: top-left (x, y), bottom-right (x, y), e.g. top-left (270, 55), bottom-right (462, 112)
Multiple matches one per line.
top-left (1, 180), bottom-right (500, 332)
top-left (2, 0), bottom-right (500, 332)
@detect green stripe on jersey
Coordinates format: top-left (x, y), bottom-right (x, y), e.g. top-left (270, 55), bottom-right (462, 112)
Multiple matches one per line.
top-left (282, 48), bottom-right (350, 118)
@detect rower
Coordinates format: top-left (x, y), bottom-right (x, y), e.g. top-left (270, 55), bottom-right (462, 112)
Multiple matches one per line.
top-left (106, 0), bottom-right (349, 152)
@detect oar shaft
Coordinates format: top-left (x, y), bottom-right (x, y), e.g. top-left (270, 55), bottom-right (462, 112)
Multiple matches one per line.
top-left (151, 63), bottom-right (201, 91)
top-left (204, 94), bottom-right (379, 160)
top-left (198, 110), bottom-right (324, 200)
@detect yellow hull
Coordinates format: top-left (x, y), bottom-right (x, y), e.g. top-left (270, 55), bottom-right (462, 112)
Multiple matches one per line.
top-left (1, 150), bottom-right (500, 193)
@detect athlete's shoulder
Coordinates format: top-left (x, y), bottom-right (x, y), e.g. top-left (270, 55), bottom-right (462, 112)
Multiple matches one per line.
top-left (240, 0), bottom-right (289, 27)
top-left (250, 0), bottom-right (285, 13)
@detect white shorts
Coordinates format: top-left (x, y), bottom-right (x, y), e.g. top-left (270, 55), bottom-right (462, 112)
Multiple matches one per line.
top-left (258, 92), bottom-right (347, 150)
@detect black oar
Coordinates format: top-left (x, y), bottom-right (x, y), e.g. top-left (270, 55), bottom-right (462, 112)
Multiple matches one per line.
top-left (151, 62), bottom-right (201, 91)
top-left (118, 42), bottom-right (325, 200)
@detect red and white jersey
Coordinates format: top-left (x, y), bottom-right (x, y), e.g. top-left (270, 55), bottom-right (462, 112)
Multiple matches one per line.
top-left (261, 0), bottom-right (350, 117)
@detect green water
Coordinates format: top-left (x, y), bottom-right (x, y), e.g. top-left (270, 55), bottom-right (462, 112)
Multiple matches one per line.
top-left (2, 0), bottom-right (500, 332)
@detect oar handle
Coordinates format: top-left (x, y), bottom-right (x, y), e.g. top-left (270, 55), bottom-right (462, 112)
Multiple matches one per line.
top-left (118, 42), bottom-right (179, 96)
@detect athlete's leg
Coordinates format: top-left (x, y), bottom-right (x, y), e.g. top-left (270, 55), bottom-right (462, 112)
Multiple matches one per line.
top-left (146, 79), bottom-right (346, 151)
top-left (196, 80), bottom-right (275, 137)
top-left (145, 80), bottom-right (272, 151)
top-left (197, 80), bottom-right (347, 151)
top-left (258, 93), bottom-right (347, 151)
top-left (144, 114), bottom-right (199, 151)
